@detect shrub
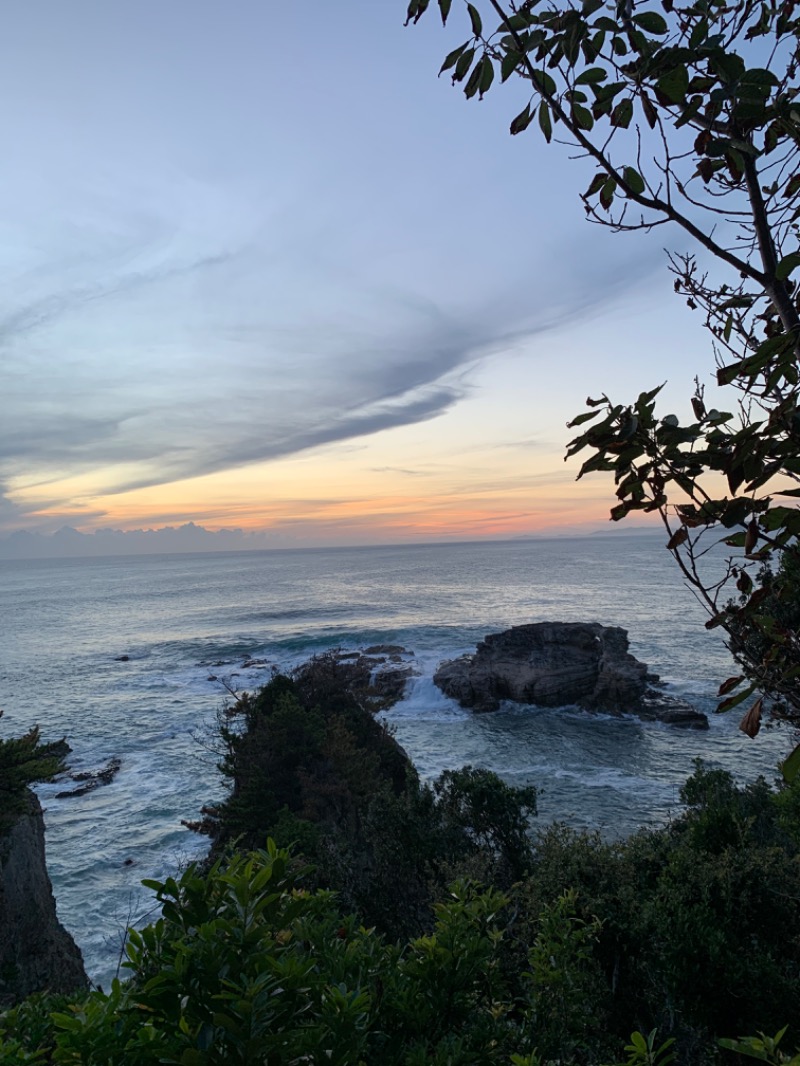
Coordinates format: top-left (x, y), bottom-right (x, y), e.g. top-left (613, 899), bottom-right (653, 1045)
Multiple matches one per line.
top-left (0, 719), bottom-right (68, 831)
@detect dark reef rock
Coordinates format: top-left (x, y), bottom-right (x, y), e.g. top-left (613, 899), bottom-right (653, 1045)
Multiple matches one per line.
top-left (0, 793), bottom-right (88, 1005)
top-left (56, 756), bottom-right (122, 799)
top-left (364, 644), bottom-right (412, 656)
top-left (434, 622), bottom-right (707, 729)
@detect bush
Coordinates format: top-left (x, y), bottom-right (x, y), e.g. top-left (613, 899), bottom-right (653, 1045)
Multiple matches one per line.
top-left (0, 720), bottom-right (68, 831)
top-left (204, 665), bottom-right (539, 938)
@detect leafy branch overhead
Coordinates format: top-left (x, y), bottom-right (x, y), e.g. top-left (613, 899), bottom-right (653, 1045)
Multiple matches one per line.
top-left (408, 0), bottom-right (800, 770)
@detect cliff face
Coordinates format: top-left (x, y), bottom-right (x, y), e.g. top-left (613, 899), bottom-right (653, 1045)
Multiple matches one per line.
top-left (0, 791), bottom-right (88, 1006)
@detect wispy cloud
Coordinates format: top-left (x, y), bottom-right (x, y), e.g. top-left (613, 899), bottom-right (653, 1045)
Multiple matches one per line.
top-left (0, 168), bottom-right (661, 531)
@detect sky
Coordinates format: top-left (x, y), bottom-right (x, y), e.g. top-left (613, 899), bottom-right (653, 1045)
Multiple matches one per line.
top-left (0, 1), bottom-right (720, 552)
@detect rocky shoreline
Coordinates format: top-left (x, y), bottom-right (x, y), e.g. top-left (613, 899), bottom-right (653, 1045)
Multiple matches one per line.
top-left (294, 623), bottom-right (708, 728)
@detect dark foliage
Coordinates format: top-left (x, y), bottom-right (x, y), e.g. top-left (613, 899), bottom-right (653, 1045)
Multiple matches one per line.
top-left (0, 720), bottom-right (69, 831)
top-left (201, 658), bottom-right (537, 938)
top-left (518, 763), bottom-right (800, 1059)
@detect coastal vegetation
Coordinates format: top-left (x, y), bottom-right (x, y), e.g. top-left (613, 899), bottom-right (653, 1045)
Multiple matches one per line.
top-left (3, 661), bottom-right (800, 1063)
top-left (406, 0), bottom-right (800, 766)
top-left (0, 717), bottom-right (68, 831)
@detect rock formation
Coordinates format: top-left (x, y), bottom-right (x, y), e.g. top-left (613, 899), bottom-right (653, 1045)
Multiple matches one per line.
top-left (0, 792), bottom-right (88, 1005)
top-left (56, 756), bottom-right (122, 799)
top-left (434, 622), bottom-right (708, 728)
top-left (293, 647), bottom-right (417, 712)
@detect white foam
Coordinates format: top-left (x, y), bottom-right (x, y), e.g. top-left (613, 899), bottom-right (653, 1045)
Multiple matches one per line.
top-left (382, 675), bottom-right (470, 722)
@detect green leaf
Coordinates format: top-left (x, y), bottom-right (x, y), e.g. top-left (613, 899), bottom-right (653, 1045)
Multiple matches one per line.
top-left (739, 66), bottom-right (778, 88)
top-left (501, 49), bottom-right (520, 81)
top-left (567, 408), bottom-right (603, 427)
top-left (439, 42), bottom-right (469, 74)
top-left (539, 100), bottom-right (553, 141)
top-left (717, 362), bottom-right (741, 386)
top-left (633, 10), bottom-right (668, 33)
top-left (689, 18), bottom-right (708, 47)
top-left (530, 68), bottom-right (558, 95)
top-left (585, 171), bottom-right (607, 196)
top-left (576, 66), bottom-right (607, 85)
top-left (438, 0), bottom-right (452, 23)
top-left (479, 55), bottom-right (495, 97)
top-left (610, 98), bottom-right (634, 128)
top-left (572, 103), bottom-right (594, 129)
top-left (510, 104), bottom-right (534, 135)
top-left (600, 176), bottom-right (617, 209)
top-left (467, 2), bottom-right (482, 35)
top-left (656, 64), bottom-right (689, 104)
top-left (464, 60), bottom-right (483, 97)
top-left (641, 92), bottom-right (658, 128)
top-left (504, 12), bottom-right (533, 31)
top-left (775, 251), bottom-right (800, 281)
top-left (711, 52), bottom-right (745, 85)
top-left (452, 47), bottom-right (476, 82)
top-left (623, 166), bottom-right (645, 194)
top-left (716, 684), bottom-right (756, 712)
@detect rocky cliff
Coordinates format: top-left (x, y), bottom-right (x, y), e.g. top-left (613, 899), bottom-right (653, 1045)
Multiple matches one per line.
top-left (434, 622), bottom-right (708, 728)
top-left (0, 791), bottom-right (88, 1005)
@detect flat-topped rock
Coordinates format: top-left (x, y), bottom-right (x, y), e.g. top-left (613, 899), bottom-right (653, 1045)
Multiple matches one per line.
top-left (433, 622), bottom-right (707, 729)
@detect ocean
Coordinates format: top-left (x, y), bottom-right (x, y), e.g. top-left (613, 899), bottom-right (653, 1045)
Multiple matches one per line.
top-left (0, 534), bottom-right (790, 988)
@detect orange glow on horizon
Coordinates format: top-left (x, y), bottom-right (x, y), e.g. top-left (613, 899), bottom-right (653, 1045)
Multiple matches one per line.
top-left (20, 475), bottom-right (643, 543)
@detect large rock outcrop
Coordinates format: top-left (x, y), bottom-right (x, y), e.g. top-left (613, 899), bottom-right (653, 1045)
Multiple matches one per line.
top-left (0, 792), bottom-right (88, 1005)
top-left (434, 622), bottom-right (708, 728)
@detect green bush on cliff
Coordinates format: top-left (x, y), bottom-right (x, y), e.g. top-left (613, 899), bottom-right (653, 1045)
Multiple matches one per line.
top-left (195, 665), bottom-right (800, 1056)
top-left (4, 771), bottom-right (800, 1065)
top-left (0, 719), bottom-right (68, 830)
top-left (0, 842), bottom-right (611, 1066)
top-left (5, 663), bottom-right (800, 1063)
top-left (201, 660), bottom-right (537, 938)
top-left (515, 766), bottom-right (800, 1059)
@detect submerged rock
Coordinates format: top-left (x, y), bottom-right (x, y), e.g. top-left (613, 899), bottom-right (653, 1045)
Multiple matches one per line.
top-left (0, 793), bottom-right (88, 1005)
top-left (434, 622), bottom-right (708, 728)
top-left (56, 756), bottom-right (122, 799)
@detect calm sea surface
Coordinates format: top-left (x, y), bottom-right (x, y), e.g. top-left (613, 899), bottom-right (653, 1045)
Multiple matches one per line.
top-left (0, 535), bottom-right (790, 986)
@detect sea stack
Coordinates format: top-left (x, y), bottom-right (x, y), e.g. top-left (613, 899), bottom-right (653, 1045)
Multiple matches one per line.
top-left (434, 622), bottom-right (708, 728)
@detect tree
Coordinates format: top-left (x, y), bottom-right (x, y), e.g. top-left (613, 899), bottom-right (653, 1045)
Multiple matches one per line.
top-left (408, 0), bottom-right (800, 772)
top-left (0, 714), bottom-right (68, 830)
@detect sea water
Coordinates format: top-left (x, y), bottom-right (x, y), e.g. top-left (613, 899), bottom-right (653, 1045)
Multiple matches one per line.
top-left (0, 534), bottom-right (790, 987)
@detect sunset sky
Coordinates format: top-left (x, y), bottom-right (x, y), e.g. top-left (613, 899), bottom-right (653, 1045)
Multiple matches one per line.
top-left (0, 1), bottom-right (718, 548)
